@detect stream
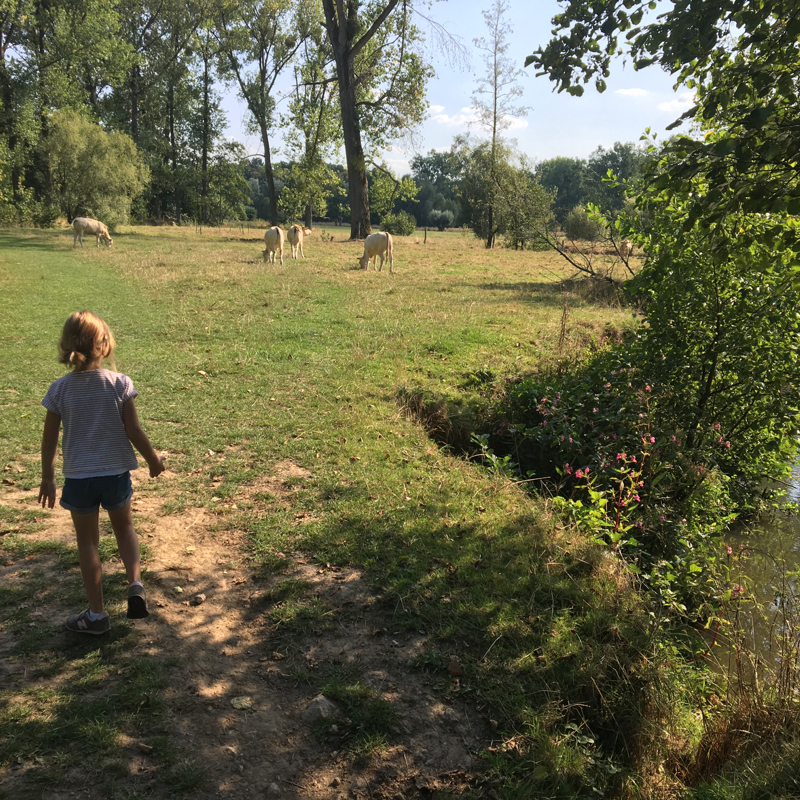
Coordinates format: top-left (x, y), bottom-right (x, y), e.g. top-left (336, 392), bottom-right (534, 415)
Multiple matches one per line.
top-left (713, 467), bottom-right (800, 692)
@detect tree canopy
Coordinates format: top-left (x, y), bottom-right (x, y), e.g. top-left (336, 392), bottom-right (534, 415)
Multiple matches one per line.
top-left (528, 0), bottom-right (800, 234)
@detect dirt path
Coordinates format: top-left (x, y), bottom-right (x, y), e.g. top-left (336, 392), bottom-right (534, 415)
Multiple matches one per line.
top-left (1, 463), bottom-right (489, 799)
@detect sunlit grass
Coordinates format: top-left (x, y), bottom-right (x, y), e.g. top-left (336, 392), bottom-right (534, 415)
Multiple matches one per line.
top-left (0, 224), bottom-right (650, 797)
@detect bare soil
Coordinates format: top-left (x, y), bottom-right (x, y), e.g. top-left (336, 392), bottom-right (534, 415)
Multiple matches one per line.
top-left (1, 462), bottom-right (489, 799)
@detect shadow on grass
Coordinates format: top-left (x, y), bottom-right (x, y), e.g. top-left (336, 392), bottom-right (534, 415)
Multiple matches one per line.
top-left (477, 279), bottom-right (623, 308)
top-left (2, 463), bottom-right (648, 800)
top-left (300, 485), bottom-right (651, 782)
top-left (0, 231), bottom-right (64, 252)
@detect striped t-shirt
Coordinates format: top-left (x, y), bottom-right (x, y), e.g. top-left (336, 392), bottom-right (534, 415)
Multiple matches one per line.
top-left (42, 369), bottom-right (140, 479)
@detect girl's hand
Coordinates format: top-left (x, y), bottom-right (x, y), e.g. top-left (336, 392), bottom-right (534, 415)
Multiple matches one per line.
top-left (149, 456), bottom-right (166, 478)
top-left (38, 479), bottom-right (56, 508)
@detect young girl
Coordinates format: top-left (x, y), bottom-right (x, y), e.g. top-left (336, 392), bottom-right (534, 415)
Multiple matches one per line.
top-left (39, 311), bottom-right (165, 634)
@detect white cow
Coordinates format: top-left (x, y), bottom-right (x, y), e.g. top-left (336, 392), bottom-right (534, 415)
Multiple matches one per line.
top-left (286, 225), bottom-right (312, 259)
top-left (263, 226), bottom-right (284, 264)
top-left (619, 239), bottom-right (633, 259)
top-left (72, 217), bottom-right (113, 248)
top-left (358, 231), bottom-right (394, 273)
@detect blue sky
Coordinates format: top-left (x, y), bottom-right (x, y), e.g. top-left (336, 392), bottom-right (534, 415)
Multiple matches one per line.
top-left (220, 0), bottom-right (695, 173)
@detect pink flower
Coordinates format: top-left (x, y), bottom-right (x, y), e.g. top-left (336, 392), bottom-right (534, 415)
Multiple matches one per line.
top-left (564, 463), bottom-right (572, 474)
top-left (584, 468), bottom-right (590, 474)
top-left (727, 546), bottom-right (733, 555)
top-left (612, 433), bottom-right (617, 440)
top-left (660, 515), bottom-right (666, 521)
top-left (650, 437), bottom-right (656, 443)
top-left (575, 469), bottom-right (584, 479)
top-left (593, 408), bottom-right (598, 413)
top-left (671, 435), bottom-right (677, 442)
top-left (634, 494), bottom-right (640, 502)
top-left (726, 441), bottom-right (731, 448)
top-left (713, 422), bottom-right (721, 431)
top-left (604, 383), bottom-right (611, 389)
top-left (617, 452), bottom-right (626, 460)
top-left (645, 385), bottom-right (651, 391)
top-left (631, 455), bottom-right (637, 463)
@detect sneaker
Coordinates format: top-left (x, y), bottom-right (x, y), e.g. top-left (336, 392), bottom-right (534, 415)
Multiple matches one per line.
top-left (66, 609), bottom-right (110, 635)
top-left (127, 584), bottom-right (149, 619)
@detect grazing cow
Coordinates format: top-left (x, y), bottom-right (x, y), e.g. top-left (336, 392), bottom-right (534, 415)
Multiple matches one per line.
top-left (287, 225), bottom-right (312, 259)
top-left (263, 226), bottom-right (284, 264)
top-left (72, 217), bottom-right (113, 248)
top-left (619, 239), bottom-right (633, 259)
top-left (358, 231), bottom-right (394, 273)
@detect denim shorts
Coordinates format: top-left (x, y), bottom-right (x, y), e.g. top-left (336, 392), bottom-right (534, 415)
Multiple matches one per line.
top-left (60, 472), bottom-right (133, 514)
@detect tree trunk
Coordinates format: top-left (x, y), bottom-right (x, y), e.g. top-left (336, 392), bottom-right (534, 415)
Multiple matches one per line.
top-left (130, 65), bottom-right (140, 143)
top-left (304, 199), bottom-right (313, 229)
top-left (336, 57), bottom-right (370, 239)
top-left (168, 82), bottom-right (181, 222)
top-left (260, 122), bottom-right (278, 225)
top-left (200, 53), bottom-right (210, 225)
top-left (321, 0), bottom-right (400, 241)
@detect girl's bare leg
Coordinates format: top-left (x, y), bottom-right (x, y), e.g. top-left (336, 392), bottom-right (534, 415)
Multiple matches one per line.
top-left (108, 501), bottom-right (142, 585)
top-left (71, 510), bottom-right (104, 613)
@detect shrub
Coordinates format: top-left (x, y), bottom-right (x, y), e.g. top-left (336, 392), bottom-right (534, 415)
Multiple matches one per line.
top-left (429, 208), bottom-right (454, 231)
top-left (564, 205), bottom-right (605, 242)
top-left (380, 210), bottom-right (416, 236)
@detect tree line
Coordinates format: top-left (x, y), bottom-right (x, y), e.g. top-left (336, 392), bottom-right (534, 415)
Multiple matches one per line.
top-left (0, 0), bottom-right (649, 243)
top-left (0, 0), bottom-right (432, 238)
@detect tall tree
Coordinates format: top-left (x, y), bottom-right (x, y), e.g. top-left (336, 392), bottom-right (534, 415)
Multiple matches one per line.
top-left (455, 134), bottom-right (551, 250)
top-left (1, 0), bottom-right (131, 207)
top-left (582, 141), bottom-right (649, 215)
top-left (471, 0), bottom-right (528, 247)
top-left (215, 0), bottom-right (311, 225)
top-left (192, 23), bottom-right (227, 225)
top-left (47, 109), bottom-right (149, 226)
top-left (536, 156), bottom-right (586, 227)
top-left (280, 27), bottom-right (341, 227)
top-left (321, 0), bottom-right (432, 240)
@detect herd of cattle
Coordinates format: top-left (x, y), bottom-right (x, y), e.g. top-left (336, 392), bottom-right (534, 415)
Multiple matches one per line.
top-left (262, 225), bottom-right (393, 272)
top-left (71, 216), bottom-right (396, 273)
top-left (70, 216), bottom-right (633, 271)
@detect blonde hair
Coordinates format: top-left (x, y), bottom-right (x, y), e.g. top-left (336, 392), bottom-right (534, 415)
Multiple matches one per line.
top-left (58, 311), bottom-right (116, 370)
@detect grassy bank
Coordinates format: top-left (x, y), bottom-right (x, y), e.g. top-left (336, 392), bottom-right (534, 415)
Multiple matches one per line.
top-left (1, 224), bottom-right (706, 798)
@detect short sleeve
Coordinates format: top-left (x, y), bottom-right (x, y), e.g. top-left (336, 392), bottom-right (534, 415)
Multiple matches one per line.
top-left (42, 380), bottom-right (62, 415)
top-left (119, 374), bottom-right (139, 404)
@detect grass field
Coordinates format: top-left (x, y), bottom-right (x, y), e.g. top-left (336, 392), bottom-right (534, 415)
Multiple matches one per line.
top-left (0, 224), bottom-right (664, 799)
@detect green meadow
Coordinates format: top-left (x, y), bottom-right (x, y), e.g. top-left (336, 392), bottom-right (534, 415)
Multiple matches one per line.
top-left (1, 225), bottom-right (668, 798)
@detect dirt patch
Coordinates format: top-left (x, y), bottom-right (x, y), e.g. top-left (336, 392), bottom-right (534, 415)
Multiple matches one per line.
top-left (1, 464), bottom-right (489, 798)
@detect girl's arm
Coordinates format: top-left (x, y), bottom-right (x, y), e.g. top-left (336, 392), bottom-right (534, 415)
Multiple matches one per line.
top-left (39, 410), bottom-right (61, 508)
top-left (122, 398), bottom-right (165, 477)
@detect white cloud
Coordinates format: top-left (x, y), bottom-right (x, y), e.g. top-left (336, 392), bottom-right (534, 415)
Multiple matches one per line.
top-left (504, 116), bottom-right (529, 130)
top-left (429, 106), bottom-right (480, 127)
top-left (428, 104), bottom-right (529, 131)
top-left (615, 88), bottom-right (648, 97)
top-left (658, 91), bottom-right (696, 113)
